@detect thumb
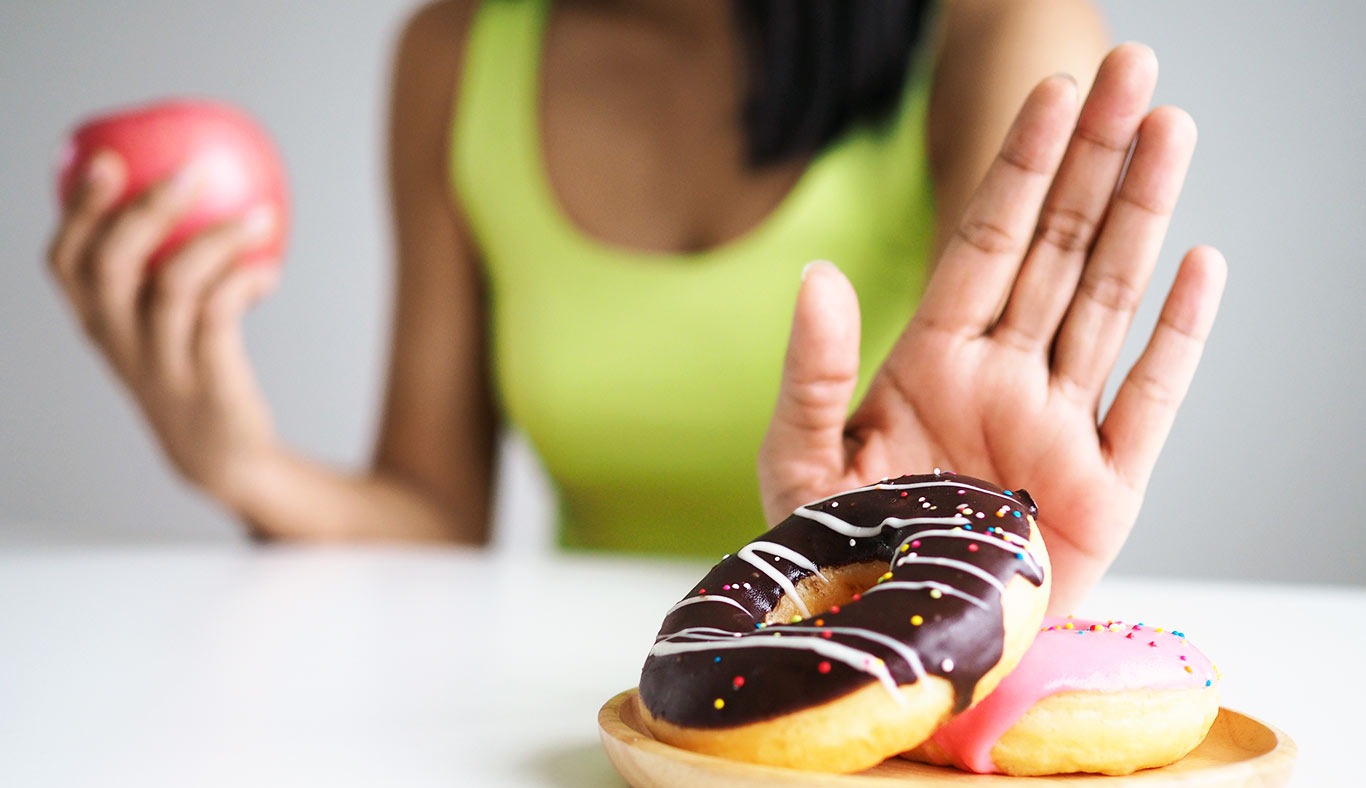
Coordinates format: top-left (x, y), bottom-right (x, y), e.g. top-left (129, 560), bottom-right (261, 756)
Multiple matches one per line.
top-left (759, 260), bottom-right (861, 511)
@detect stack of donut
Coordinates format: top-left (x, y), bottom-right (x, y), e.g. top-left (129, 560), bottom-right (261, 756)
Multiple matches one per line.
top-left (636, 471), bottom-right (1220, 776)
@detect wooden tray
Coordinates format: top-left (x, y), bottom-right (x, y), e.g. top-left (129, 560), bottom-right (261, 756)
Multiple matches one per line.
top-left (599, 690), bottom-right (1296, 787)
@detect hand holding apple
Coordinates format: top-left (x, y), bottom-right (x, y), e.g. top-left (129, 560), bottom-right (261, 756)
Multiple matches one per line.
top-left (46, 98), bottom-right (289, 505)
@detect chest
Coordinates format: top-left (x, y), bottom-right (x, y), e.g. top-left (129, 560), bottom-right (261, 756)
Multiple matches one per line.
top-left (538, 8), bottom-right (807, 254)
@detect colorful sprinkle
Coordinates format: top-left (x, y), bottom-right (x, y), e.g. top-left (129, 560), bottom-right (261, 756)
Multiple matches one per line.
top-left (1184, 665), bottom-right (1193, 673)
top-left (930, 589), bottom-right (943, 599)
top-left (851, 593), bottom-right (861, 601)
top-left (1064, 623), bottom-right (1073, 630)
top-left (911, 540), bottom-right (921, 548)
top-left (968, 544), bottom-right (979, 552)
top-left (714, 656), bottom-right (721, 662)
top-left (1149, 641), bottom-right (1157, 647)
top-left (732, 676), bottom-right (745, 689)
top-left (814, 619), bottom-right (824, 626)
top-left (818, 661), bottom-right (832, 674)
top-left (911, 615), bottom-right (923, 626)
top-left (714, 698), bottom-right (725, 709)
top-left (830, 606), bottom-right (840, 614)
top-left (821, 631), bottom-right (833, 639)
top-left (941, 658), bottom-right (955, 672)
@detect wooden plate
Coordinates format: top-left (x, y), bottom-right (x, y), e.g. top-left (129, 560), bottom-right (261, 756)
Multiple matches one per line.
top-left (598, 690), bottom-right (1296, 787)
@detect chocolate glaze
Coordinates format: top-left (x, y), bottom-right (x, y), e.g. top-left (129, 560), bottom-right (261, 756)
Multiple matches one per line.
top-left (639, 472), bottom-right (1044, 729)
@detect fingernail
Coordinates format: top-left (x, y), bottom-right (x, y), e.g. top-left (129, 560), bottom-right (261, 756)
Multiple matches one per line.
top-left (167, 161), bottom-right (203, 199)
top-left (801, 259), bottom-right (839, 281)
top-left (83, 150), bottom-right (123, 188)
top-left (242, 205), bottom-right (275, 238)
top-left (84, 151), bottom-right (119, 185)
top-left (1053, 72), bottom-right (1078, 86)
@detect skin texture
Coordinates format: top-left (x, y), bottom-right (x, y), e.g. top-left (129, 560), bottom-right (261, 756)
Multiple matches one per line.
top-left (43, 0), bottom-right (1224, 612)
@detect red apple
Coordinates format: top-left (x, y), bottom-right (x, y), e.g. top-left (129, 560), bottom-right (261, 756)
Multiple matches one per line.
top-left (58, 99), bottom-right (289, 268)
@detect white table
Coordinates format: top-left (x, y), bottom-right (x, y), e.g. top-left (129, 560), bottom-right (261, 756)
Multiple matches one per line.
top-left (0, 544), bottom-right (1358, 786)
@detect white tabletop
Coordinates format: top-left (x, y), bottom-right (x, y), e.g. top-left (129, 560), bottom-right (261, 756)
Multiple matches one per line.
top-left (0, 544), bottom-right (1358, 786)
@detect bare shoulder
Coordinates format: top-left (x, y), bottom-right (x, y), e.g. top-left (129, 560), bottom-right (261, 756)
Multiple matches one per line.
top-left (388, 0), bottom-right (479, 150)
top-left (937, 0), bottom-right (1109, 60)
top-left (395, 0), bottom-right (478, 63)
top-left (924, 0), bottom-right (1110, 252)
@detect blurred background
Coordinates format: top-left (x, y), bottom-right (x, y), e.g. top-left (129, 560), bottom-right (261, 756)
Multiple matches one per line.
top-left (1, 0), bottom-right (1362, 584)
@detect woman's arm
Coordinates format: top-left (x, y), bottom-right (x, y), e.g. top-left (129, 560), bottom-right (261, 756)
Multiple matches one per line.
top-left (44, 1), bottom-right (489, 542)
top-left (220, 0), bottom-right (494, 542)
top-left (928, 0), bottom-right (1110, 258)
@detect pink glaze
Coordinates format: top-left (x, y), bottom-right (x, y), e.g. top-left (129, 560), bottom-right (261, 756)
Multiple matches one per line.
top-left (929, 616), bottom-right (1218, 774)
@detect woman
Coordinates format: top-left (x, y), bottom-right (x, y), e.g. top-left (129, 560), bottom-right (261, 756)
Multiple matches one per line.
top-left (45, 0), bottom-right (1225, 613)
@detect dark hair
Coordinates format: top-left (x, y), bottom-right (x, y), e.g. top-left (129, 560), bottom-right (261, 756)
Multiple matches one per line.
top-left (732, 0), bottom-right (933, 167)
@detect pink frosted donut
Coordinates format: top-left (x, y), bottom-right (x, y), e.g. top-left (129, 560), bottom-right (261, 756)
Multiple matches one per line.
top-left (906, 616), bottom-right (1220, 776)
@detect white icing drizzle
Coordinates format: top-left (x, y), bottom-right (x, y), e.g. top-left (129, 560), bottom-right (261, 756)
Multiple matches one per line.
top-left (860, 580), bottom-right (989, 610)
top-left (800, 480), bottom-right (1020, 511)
top-left (737, 541), bottom-right (824, 618)
top-left (793, 510), bottom-right (970, 539)
top-left (897, 529), bottom-right (1042, 575)
top-left (652, 628), bottom-right (904, 702)
top-left (656, 625), bottom-right (743, 642)
top-left (765, 624), bottom-right (927, 681)
top-left (894, 555), bottom-right (1006, 593)
top-left (663, 594), bottom-right (750, 619)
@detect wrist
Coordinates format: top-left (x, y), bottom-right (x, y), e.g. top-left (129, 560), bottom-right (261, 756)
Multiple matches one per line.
top-left (206, 439), bottom-right (290, 522)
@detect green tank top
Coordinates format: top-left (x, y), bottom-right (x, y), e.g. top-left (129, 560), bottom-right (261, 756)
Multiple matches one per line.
top-left (453, 0), bottom-right (937, 557)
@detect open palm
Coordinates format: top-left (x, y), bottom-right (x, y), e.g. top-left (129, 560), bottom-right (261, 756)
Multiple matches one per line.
top-left (757, 46), bottom-right (1226, 613)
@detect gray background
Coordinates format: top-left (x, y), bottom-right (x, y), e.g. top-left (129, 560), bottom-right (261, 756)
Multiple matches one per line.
top-left (2, 2), bottom-right (1362, 583)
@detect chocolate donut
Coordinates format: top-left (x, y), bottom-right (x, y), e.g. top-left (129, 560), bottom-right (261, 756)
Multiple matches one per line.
top-left (637, 471), bottom-right (1051, 772)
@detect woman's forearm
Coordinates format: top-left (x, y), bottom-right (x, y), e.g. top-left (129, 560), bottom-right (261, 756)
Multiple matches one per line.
top-left (223, 445), bottom-right (480, 543)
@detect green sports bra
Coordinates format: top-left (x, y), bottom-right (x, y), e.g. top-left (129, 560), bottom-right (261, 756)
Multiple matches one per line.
top-left (452, 0), bottom-right (938, 557)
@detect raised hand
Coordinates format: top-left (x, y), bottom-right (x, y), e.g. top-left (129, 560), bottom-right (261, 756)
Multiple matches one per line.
top-left (47, 152), bottom-right (281, 506)
top-left (758, 45), bottom-right (1227, 612)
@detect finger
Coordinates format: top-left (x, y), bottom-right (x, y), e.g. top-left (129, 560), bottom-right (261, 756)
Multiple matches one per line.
top-left (82, 164), bottom-right (203, 361)
top-left (759, 261), bottom-right (861, 496)
top-left (1100, 246), bottom-right (1226, 488)
top-left (994, 44), bottom-right (1158, 351)
top-left (195, 263), bottom-right (280, 399)
top-left (145, 206), bottom-right (275, 389)
top-left (47, 151), bottom-right (125, 302)
top-left (914, 75), bottom-right (1079, 337)
top-left (1050, 106), bottom-right (1198, 402)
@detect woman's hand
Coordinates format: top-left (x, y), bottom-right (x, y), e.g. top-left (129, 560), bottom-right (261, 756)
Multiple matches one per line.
top-left (47, 152), bottom-right (282, 507)
top-left (758, 45), bottom-right (1227, 612)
